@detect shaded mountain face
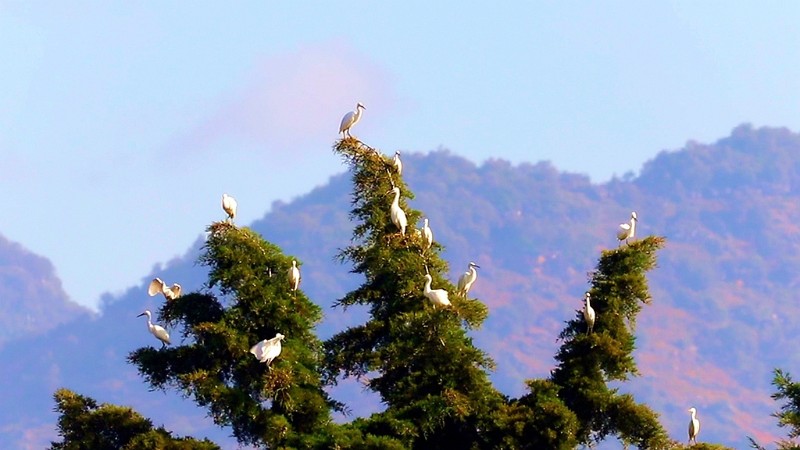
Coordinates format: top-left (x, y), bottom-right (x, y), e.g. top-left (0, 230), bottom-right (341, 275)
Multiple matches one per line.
top-left (0, 124), bottom-right (797, 448)
top-left (0, 234), bottom-right (90, 345)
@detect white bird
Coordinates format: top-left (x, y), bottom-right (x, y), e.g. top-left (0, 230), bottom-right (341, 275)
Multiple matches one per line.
top-left (583, 292), bottom-right (595, 334)
top-left (137, 310), bottom-right (170, 348)
top-left (288, 260), bottom-right (301, 292)
top-left (222, 193), bottom-right (238, 223)
top-left (617, 211), bottom-right (638, 245)
top-left (387, 187), bottom-right (407, 235)
top-left (339, 102), bottom-right (365, 138)
top-left (457, 262), bottom-right (480, 297)
top-left (147, 277), bottom-right (182, 301)
top-left (393, 151), bottom-right (403, 176)
top-left (423, 274), bottom-right (451, 308)
top-left (422, 218), bottom-right (433, 249)
top-left (250, 333), bottom-right (285, 365)
top-left (688, 407), bottom-right (700, 445)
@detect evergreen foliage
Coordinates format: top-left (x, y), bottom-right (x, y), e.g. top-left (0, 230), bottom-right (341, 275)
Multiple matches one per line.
top-left (323, 138), bottom-right (504, 448)
top-left (49, 388), bottom-right (219, 450)
top-left (129, 223), bottom-right (337, 448)
top-left (549, 236), bottom-right (672, 448)
top-left (749, 368), bottom-right (800, 450)
top-left (49, 136), bottom-right (751, 448)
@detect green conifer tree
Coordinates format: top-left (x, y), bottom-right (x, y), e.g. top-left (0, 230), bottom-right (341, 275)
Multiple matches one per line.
top-left (749, 368), bottom-right (800, 450)
top-left (129, 223), bottom-right (339, 448)
top-left (323, 138), bottom-right (504, 449)
top-left (49, 388), bottom-right (219, 450)
top-left (549, 236), bottom-right (672, 448)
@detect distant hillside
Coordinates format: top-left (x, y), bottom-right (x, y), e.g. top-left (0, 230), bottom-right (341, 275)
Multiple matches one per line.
top-left (1, 124), bottom-right (799, 448)
top-left (0, 234), bottom-right (90, 344)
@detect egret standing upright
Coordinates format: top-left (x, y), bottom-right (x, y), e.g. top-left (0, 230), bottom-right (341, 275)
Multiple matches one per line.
top-left (250, 333), bottom-right (286, 366)
top-left (339, 102), bottom-right (365, 138)
top-left (688, 407), bottom-right (700, 444)
top-left (423, 274), bottom-right (451, 308)
top-left (583, 292), bottom-right (596, 334)
top-left (422, 218), bottom-right (433, 250)
top-left (148, 277), bottom-right (182, 301)
top-left (137, 310), bottom-right (171, 348)
top-left (617, 211), bottom-right (638, 245)
top-left (393, 151), bottom-right (403, 176)
top-left (387, 187), bottom-right (407, 236)
top-left (289, 260), bottom-right (301, 292)
top-left (457, 262), bottom-right (480, 297)
top-left (222, 193), bottom-right (238, 223)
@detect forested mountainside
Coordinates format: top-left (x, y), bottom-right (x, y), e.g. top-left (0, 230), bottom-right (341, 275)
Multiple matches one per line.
top-left (3, 124), bottom-right (800, 448)
top-left (0, 234), bottom-right (90, 344)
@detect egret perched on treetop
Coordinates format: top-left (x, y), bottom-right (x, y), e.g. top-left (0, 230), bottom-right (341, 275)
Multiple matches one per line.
top-left (289, 260), bottom-right (301, 292)
top-left (688, 407), bottom-right (700, 445)
top-left (422, 218), bottom-right (433, 249)
top-left (583, 292), bottom-right (595, 334)
top-left (137, 310), bottom-right (170, 348)
top-left (222, 193), bottom-right (238, 223)
top-left (339, 102), bottom-right (365, 138)
top-left (457, 262), bottom-right (480, 297)
top-left (393, 151), bottom-right (403, 176)
top-left (423, 274), bottom-right (451, 308)
top-left (148, 277), bottom-right (182, 301)
top-left (617, 211), bottom-right (638, 245)
top-left (250, 333), bottom-right (285, 365)
top-left (386, 186), bottom-right (407, 236)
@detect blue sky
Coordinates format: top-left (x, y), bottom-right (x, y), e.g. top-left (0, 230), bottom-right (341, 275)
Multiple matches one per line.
top-left (1, 2), bottom-right (799, 309)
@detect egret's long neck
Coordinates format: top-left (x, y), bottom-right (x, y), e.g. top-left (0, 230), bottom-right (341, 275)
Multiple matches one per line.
top-left (585, 296), bottom-right (591, 308)
top-left (393, 190), bottom-right (400, 207)
top-left (424, 277), bottom-right (432, 294)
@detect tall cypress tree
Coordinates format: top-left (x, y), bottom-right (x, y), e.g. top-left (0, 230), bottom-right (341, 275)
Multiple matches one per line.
top-left (49, 388), bottom-right (220, 450)
top-left (549, 236), bottom-right (672, 448)
top-left (129, 223), bottom-right (337, 448)
top-left (324, 138), bottom-right (503, 449)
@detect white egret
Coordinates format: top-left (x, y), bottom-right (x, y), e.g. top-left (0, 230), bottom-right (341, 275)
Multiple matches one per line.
top-left (583, 292), bottom-right (595, 334)
top-left (137, 310), bottom-right (170, 348)
top-left (339, 102), bottom-right (365, 138)
top-left (422, 218), bottom-right (433, 249)
top-left (222, 193), bottom-right (238, 223)
top-left (250, 333), bottom-right (285, 365)
top-left (457, 262), bottom-right (480, 297)
top-left (387, 187), bottom-right (407, 235)
top-left (288, 260), bottom-right (301, 292)
top-left (688, 407), bottom-right (700, 444)
top-left (148, 277), bottom-right (182, 301)
top-left (617, 211), bottom-right (638, 245)
top-left (393, 151), bottom-right (403, 176)
top-left (423, 274), bottom-right (451, 308)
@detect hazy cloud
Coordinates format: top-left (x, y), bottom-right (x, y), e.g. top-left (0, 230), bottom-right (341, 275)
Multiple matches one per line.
top-left (170, 40), bottom-right (397, 163)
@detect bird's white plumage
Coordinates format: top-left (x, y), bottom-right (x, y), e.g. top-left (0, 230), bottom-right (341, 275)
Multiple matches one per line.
top-left (137, 310), bottom-right (170, 348)
top-left (148, 277), bottom-right (182, 301)
top-left (222, 193), bottom-right (238, 223)
top-left (422, 218), bottom-right (433, 249)
top-left (457, 262), bottom-right (480, 297)
top-left (387, 187), bottom-right (407, 235)
top-left (583, 292), bottom-right (596, 334)
top-left (688, 407), bottom-right (700, 444)
top-left (339, 102), bottom-right (365, 138)
top-left (289, 260), bottom-right (301, 291)
top-left (393, 151), bottom-right (403, 176)
top-left (423, 274), bottom-right (451, 308)
top-left (250, 333), bottom-right (285, 365)
top-left (617, 211), bottom-right (638, 243)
